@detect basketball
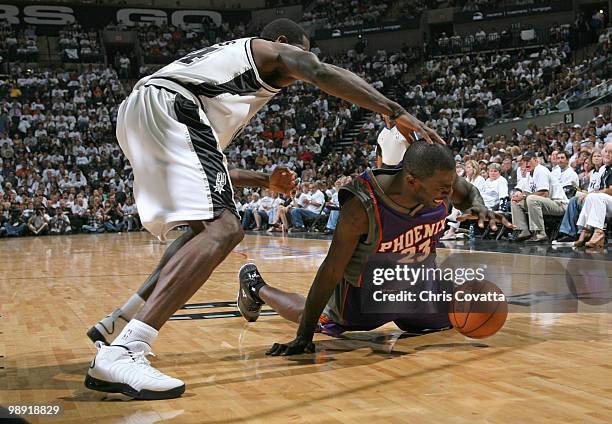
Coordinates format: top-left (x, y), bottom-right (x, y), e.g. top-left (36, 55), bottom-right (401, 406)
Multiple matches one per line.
top-left (449, 280), bottom-right (508, 339)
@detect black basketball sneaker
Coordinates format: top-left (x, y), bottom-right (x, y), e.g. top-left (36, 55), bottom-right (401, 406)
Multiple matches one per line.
top-left (237, 263), bottom-right (266, 322)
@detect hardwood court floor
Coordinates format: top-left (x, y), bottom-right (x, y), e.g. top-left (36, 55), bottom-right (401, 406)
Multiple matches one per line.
top-left (1, 232), bottom-right (611, 423)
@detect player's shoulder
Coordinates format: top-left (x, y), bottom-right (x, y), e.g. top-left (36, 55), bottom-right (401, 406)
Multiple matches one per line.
top-left (251, 37), bottom-right (305, 56)
top-left (337, 193), bottom-right (368, 234)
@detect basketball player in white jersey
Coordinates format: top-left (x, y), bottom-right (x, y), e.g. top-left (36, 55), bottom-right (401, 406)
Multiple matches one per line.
top-left (85, 18), bottom-right (444, 400)
top-left (375, 115), bottom-right (411, 168)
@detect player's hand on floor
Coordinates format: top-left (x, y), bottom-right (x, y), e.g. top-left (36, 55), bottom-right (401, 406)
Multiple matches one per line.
top-left (266, 337), bottom-right (315, 356)
top-left (269, 167), bottom-right (297, 195)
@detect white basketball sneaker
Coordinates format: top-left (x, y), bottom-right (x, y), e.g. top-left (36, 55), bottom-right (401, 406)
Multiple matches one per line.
top-left (87, 309), bottom-right (130, 345)
top-left (85, 341), bottom-right (185, 400)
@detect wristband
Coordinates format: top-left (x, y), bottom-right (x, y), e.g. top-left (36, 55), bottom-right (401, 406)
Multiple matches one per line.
top-left (389, 108), bottom-right (405, 120)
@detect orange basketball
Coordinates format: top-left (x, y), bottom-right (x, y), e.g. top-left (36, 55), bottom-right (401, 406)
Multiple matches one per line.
top-left (448, 280), bottom-right (508, 339)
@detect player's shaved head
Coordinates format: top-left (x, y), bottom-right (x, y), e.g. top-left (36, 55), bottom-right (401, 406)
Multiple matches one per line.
top-left (402, 141), bottom-right (455, 180)
top-left (261, 18), bottom-right (308, 48)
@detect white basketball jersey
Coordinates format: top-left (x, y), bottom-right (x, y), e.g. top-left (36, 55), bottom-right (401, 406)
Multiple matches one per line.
top-left (135, 37), bottom-right (281, 149)
top-left (377, 126), bottom-right (409, 166)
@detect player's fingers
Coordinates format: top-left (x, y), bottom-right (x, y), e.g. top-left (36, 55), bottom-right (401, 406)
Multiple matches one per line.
top-left (429, 127), bottom-right (444, 144)
top-left (277, 345), bottom-right (291, 356)
top-left (305, 342), bottom-right (315, 353)
top-left (487, 211), bottom-right (498, 231)
top-left (476, 210), bottom-right (487, 228)
top-left (266, 343), bottom-right (280, 355)
top-left (500, 214), bottom-right (513, 228)
top-left (419, 129), bottom-right (433, 144)
top-left (281, 346), bottom-right (298, 356)
top-left (431, 129), bottom-right (446, 145)
top-left (272, 345), bottom-right (288, 356)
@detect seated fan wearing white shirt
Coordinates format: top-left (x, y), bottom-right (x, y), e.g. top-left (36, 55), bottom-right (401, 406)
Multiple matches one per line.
top-left (375, 116), bottom-right (411, 168)
top-left (510, 152), bottom-right (568, 243)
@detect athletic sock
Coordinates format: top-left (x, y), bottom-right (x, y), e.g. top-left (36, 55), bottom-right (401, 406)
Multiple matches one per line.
top-left (111, 319), bottom-right (158, 347)
top-left (115, 293), bottom-right (146, 320)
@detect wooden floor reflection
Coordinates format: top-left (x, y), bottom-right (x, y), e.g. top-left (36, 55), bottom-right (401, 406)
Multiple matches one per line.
top-left (1, 232), bottom-right (611, 423)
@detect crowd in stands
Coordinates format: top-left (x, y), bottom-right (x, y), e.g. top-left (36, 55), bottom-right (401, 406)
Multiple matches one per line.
top-left (416, 28), bottom-right (610, 135)
top-left (0, 16), bottom-right (610, 247)
top-left (431, 24), bottom-right (570, 56)
top-left (0, 65), bottom-right (135, 237)
top-left (505, 29), bottom-right (610, 119)
top-left (302, 0), bottom-right (392, 29)
top-left (397, 0), bottom-right (552, 19)
top-left (58, 23), bottom-right (103, 62)
top-left (0, 22), bottom-right (38, 62)
top-left (106, 19), bottom-right (249, 64)
top-left (396, 46), bottom-right (570, 139)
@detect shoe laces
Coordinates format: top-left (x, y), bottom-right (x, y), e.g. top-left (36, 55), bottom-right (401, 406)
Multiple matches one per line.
top-left (128, 350), bottom-right (165, 377)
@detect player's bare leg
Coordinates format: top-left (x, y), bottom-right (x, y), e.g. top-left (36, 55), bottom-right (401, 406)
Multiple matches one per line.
top-left (136, 210), bottom-right (244, 328)
top-left (87, 228), bottom-right (197, 344)
top-left (86, 211), bottom-right (243, 399)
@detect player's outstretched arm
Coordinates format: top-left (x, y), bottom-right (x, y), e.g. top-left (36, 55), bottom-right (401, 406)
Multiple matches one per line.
top-left (451, 176), bottom-right (511, 231)
top-left (252, 40), bottom-right (443, 145)
top-left (228, 167), bottom-right (296, 195)
top-left (266, 197), bottom-right (368, 356)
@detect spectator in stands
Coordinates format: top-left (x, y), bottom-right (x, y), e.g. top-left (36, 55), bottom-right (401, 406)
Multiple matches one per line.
top-left (480, 163), bottom-right (509, 210)
top-left (122, 196), bottom-right (140, 231)
top-left (323, 177), bottom-right (344, 234)
top-left (290, 181), bottom-right (325, 232)
top-left (254, 189), bottom-right (274, 231)
top-left (266, 192), bottom-right (286, 231)
top-left (464, 160), bottom-right (485, 192)
top-left (241, 192), bottom-right (261, 230)
top-left (49, 209), bottom-right (72, 235)
top-left (570, 142), bottom-right (612, 248)
top-left (28, 207), bottom-right (48, 236)
top-left (103, 196), bottom-right (125, 232)
top-left (551, 150), bottom-right (579, 197)
top-left (118, 54), bottom-right (131, 79)
top-left (82, 205), bottom-right (105, 234)
top-left (555, 149), bottom-right (604, 243)
top-left (3, 208), bottom-right (27, 236)
top-left (510, 151), bottom-right (568, 243)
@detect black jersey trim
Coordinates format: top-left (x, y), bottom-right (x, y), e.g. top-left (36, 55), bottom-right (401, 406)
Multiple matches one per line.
top-left (246, 37), bottom-right (283, 93)
top-left (151, 70), bottom-right (265, 99)
top-left (366, 169), bottom-right (426, 216)
top-left (146, 77), bottom-right (207, 111)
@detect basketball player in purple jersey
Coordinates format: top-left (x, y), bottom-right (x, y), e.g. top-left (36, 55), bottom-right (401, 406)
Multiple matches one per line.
top-left (237, 142), bottom-right (510, 355)
top-left (85, 18), bottom-right (445, 399)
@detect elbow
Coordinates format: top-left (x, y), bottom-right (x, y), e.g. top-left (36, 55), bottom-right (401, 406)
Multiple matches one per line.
top-left (308, 63), bottom-right (334, 85)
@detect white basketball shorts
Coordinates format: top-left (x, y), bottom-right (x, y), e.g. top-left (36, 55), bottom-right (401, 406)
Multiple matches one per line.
top-left (116, 84), bottom-right (237, 241)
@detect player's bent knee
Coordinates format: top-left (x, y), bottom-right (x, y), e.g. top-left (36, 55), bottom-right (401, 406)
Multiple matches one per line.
top-left (229, 225), bottom-right (245, 245)
top-left (218, 214), bottom-right (244, 248)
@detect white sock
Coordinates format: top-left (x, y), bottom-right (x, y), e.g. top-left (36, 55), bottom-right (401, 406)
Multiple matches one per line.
top-left (116, 294), bottom-right (146, 320)
top-left (111, 319), bottom-right (158, 347)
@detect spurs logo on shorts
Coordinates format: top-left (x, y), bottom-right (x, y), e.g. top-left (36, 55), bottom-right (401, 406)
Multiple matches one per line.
top-left (214, 172), bottom-right (227, 193)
